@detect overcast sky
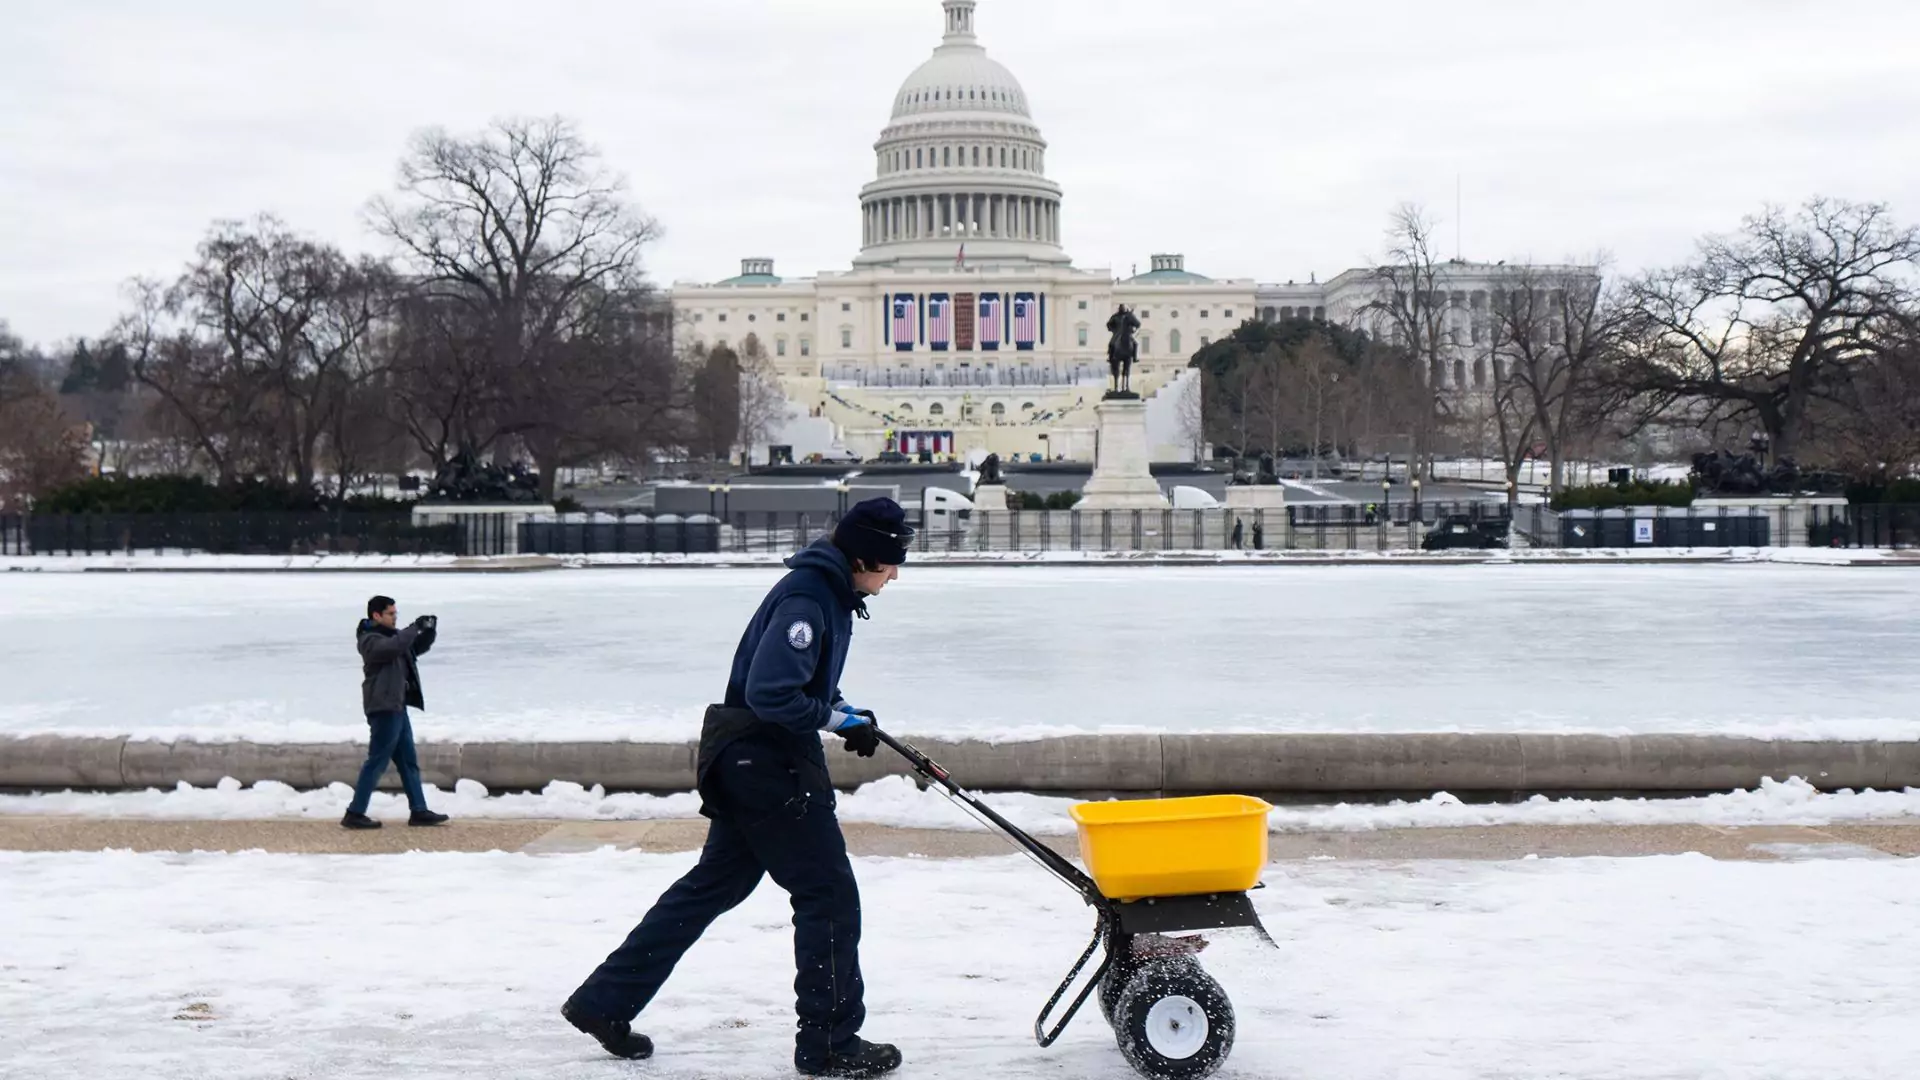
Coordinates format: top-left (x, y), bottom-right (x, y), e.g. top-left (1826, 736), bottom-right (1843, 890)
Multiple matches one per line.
top-left (5, 0), bottom-right (1919, 344)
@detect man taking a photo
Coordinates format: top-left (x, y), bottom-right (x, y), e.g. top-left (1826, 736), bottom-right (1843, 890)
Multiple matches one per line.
top-left (343, 595), bottom-right (450, 830)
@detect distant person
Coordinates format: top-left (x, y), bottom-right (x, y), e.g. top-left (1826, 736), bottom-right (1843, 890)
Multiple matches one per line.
top-left (563, 498), bottom-right (912, 1078)
top-left (342, 596), bottom-right (448, 830)
top-left (1230, 519), bottom-right (1244, 549)
top-left (1252, 521), bottom-right (1265, 549)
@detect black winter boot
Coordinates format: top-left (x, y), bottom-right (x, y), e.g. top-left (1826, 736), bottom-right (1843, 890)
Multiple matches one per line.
top-left (408, 810), bottom-right (450, 827)
top-left (799, 1038), bottom-right (903, 1078)
top-left (341, 811), bottom-right (381, 830)
top-left (562, 999), bottom-right (654, 1060)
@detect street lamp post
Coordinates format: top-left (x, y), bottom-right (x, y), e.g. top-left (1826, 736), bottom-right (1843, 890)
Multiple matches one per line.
top-left (1381, 478), bottom-right (1391, 520)
top-left (1411, 479), bottom-right (1422, 524)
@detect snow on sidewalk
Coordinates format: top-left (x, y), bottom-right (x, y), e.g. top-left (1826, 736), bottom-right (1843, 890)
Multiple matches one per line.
top-left (2, 848), bottom-right (1914, 1079)
top-left (7, 774), bottom-right (1920, 835)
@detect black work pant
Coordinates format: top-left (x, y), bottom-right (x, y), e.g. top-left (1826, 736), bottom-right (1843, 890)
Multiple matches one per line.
top-left (568, 734), bottom-right (864, 1066)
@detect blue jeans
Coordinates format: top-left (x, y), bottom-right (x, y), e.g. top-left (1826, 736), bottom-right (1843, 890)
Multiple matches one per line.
top-left (347, 709), bottom-right (429, 814)
top-left (568, 731), bottom-right (864, 1066)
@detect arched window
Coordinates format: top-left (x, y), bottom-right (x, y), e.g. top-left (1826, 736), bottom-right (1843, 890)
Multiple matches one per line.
top-left (898, 403), bottom-right (913, 414)
top-left (999, 147), bottom-right (1007, 167)
top-left (928, 402), bottom-right (945, 417)
top-left (1140, 334), bottom-right (1152, 355)
top-left (990, 402), bottom-right (1006, 419)
top-left (776, 337), bottom-right (787, 357)
top-left (943, 147), bottom-right (951, 166)
top-left (972, 146), bottom-right (980, 166)
top-left (915, 148), bottom-right (922, 168)
top-left (1169, 329), bottom-right (1183, 354)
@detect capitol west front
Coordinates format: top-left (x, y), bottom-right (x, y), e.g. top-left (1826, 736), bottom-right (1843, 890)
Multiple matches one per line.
top-left (672, 0), bottom-right (1550, 464)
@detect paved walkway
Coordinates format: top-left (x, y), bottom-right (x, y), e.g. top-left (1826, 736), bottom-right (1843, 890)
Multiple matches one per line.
top-left (3, 815), bottom-right (1916, 860)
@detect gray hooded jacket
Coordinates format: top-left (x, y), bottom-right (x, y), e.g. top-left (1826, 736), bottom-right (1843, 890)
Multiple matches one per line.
top-left (357, 619), bottom-right (434, 715)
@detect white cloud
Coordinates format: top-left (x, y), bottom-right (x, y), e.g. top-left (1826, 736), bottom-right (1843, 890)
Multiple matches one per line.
top-left (4, 0), bottom-right (1919, 343)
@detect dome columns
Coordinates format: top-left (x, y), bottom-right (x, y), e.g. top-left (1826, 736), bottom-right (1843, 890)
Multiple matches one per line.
top-left (863, 192), bottom-right (1060, 246)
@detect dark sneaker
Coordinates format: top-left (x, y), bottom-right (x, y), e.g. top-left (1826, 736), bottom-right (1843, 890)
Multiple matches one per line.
top-left (799, 1038), bottom-right (903, 1078)
top-left (408, 810), bottom-right (451, 827)
top-left (341, 811), bottom-right (381, 830)
top-left (562, 999), bottom-right (654, 1060)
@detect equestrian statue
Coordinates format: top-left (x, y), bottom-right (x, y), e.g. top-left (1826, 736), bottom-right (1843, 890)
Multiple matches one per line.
top-left (1105, 304), bottom-right (1140, 398)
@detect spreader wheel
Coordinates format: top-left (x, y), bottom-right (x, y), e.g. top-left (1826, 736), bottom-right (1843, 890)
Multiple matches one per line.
top-left (1097, 952), bottom-right (1141, 1026)
top-left (1113, 958), bottom-right (1235, 1080)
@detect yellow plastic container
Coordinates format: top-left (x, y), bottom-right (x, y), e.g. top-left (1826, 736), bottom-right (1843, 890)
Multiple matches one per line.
top-left (1069, 794), bottom-right (1273, 901)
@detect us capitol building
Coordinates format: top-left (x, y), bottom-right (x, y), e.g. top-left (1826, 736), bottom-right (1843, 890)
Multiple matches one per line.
top-left (672, 0), bottom-right (1569, 464)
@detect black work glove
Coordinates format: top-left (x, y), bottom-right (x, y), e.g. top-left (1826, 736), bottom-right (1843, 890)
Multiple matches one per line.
top-left (412, 615), bottom-right (437, 631)
top-left (837, 721), bottom-right (880, 758)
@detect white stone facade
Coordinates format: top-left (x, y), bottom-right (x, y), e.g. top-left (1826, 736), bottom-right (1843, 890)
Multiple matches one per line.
top-left (671, 0), bottom-right (1587, 463)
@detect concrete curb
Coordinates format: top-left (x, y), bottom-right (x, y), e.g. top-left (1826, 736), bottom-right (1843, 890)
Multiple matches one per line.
top-left (4, 733), bottom-right (1919, 796)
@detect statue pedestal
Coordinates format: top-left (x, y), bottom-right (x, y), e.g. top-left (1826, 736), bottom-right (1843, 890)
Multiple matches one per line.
top-left (970, 482), bottom-right (1009, 512)
top-left (1078, 397), bottom-right (1169, 511)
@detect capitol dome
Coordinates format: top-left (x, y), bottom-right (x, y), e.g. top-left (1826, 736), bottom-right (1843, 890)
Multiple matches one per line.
top-left (855, 0), bottom-right (1068, 267)
top-left (889, 35), bottom-right (1031, 121)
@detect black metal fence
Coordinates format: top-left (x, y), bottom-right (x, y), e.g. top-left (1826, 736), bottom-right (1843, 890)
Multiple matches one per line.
top-left (4, 503), bottom-right (1916, 558)
top-left (0, 512), bottom-right (461, 556)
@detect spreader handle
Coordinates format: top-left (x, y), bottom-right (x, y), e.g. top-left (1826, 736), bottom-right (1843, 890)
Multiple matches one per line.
top-left (873, 727), bottom-right (1104, 904)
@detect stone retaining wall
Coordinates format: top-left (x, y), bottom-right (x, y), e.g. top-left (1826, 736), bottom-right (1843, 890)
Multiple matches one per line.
top-left (4, 733), bottom-right (1917, 797)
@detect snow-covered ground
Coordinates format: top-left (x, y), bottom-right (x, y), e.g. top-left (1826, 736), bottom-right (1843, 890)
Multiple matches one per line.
top-left (8, 774), bottom-right (1920, 834)
top-left (2, 564), bottom-right (1917, 743)
top-left (2, 847), bottom-right (1914, 1079)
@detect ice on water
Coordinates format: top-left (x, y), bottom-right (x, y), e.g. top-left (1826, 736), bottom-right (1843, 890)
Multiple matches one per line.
top-left (2, 564), bottom-right (1916, 743)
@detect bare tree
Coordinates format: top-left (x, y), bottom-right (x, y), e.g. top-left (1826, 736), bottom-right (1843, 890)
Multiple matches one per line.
top-left (1292, 337), bottom-right (1343, 478)
top-left (1619, 198), bottom-right (1919, 462)
top-left (1489, 262), bottom-right (1631, 492)
top-left (1174, 366), bottom-right (1206, 461)
top-left (116, 278), bottom-right (272, 483)
top-left (369, 116), bottom-right (669, 497)
top-left (384, 291), bottom-right (511, 469)
top-left (1239, 347), bottom-right (1291, 457)
top-left (1819, 308), bottom-right (1920, 477)
top-left (510, 281), bottom-right (680, 497)
top-left (0, 325), bottom-right (89, 508)
top-left (734, 334), bottom-right (793, 463)
top-left (107, 219), bottom-right (388, 490)
top-left (1363, 204), bottom-right (1449, 476)
top-left (174, 216), bottom-right (389, 490)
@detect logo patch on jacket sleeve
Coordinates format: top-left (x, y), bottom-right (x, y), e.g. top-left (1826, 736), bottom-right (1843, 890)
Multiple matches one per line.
top-left (786, 620), bottom-right (815, 650)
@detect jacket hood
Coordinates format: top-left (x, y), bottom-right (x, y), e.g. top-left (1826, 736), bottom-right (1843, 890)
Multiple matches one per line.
top-left (784, 536), bottom-right (867, 616)
top-left (357, 618), bottom-right (395, 637)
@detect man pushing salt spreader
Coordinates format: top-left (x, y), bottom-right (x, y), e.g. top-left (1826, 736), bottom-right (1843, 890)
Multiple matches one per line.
top-left (562, 498), bottom-right (914, 1078)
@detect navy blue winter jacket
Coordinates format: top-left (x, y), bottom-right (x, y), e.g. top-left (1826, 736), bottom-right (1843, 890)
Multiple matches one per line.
top-left (723, 537), bottom-right (866, 748)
